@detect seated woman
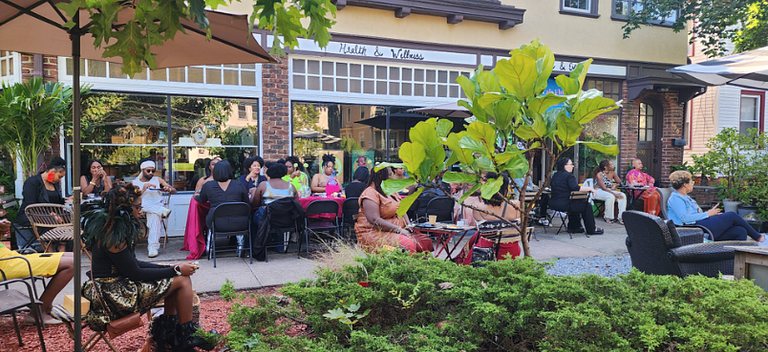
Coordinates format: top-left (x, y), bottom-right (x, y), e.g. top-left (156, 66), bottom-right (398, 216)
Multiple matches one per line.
top-left (454, 172), bottom-right (521, 265)
top-left (17, 156), bottom-right (71, 252)
top-left (194, 157), bottom-right (220, 196)
top-left (239, 156), bottom-right (266, 191)
top-left (355, 166), bottom-right (432, 253)
top-left (283, 156), bottom-right (310, 196)
top-left (310, 154), bottom-right (342, 194)
top-left (80, 159), bottom-right (113, 197)
top-left (626, 158), bottom-right (661, 216)
top-left (592, 159), bottom-right (627, 224)
top-left (0, 219), bottom-right (73, 325)
top-left (668, 170), bottom-right (767, 244)
top-left (250, 163), bottom-right (300, 253)
top-left (82, 184), bottom-right (213, 351)
top-left (196, 161), bottom-right (249, 256)
top-left (344, 166), bottom-right (369, 199)
top-left (549, 157), bottom-right (603, 235)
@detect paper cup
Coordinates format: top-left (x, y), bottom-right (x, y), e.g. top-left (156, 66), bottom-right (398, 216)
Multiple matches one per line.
top-left (429, 215), bottom-right (437, 225)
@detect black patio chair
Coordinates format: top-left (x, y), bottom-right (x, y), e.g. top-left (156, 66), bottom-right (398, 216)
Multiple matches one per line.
top-left (425, 197), bottom-right (453, 223)
top-left (622, 210), bottom-right (754, 277)
top-left (552, 191), bottom-right (591, 239)
top-left (341, 197), bottom-right (359, 242)
top-left (260, 198), bottom-right (304, 262)
top-left (207, 202), bottom-right (252, 268)
top-left (301, 200), bottom-right (340, 257)
top-left (406, 198), bottom-right (420, 223)
top-left (0, 257), bottom-right (47, 351)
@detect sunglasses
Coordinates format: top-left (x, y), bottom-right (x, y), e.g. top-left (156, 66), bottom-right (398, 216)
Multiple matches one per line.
top-left (144, 169), bottom-right (155, 173)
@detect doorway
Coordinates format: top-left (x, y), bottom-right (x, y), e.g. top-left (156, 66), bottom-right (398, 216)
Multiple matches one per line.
top-left (636, 101), bottom-right (662, 183)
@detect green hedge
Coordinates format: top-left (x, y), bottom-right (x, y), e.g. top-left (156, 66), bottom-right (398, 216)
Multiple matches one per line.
top-left (222, 251), bottom-right (768, 351)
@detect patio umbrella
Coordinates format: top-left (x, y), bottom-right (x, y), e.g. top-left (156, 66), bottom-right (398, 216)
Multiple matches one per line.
top-left (356, 111), bottom-right (466, 130)
top-left (668, 46), bottom-right (768, 89)
top-left (294, 127), bottom-right (342, 144)
top-left (0, 1), bottom-right (274, 349)
top-left (409, 101), bottom-right (472, 118)
top-left (106, 117), bottom-right (189, 131)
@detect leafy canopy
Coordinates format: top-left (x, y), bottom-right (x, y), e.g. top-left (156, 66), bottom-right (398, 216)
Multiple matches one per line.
top-left (380, 40), bottom-right (620, 257)
top-left (620, 0), bottom-right (768, 57)
top-left (57, 0), bottom-right (337, 76)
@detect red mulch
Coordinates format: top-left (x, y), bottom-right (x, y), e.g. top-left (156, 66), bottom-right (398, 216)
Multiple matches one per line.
top-left (0, 286), bottom-right (283, 352)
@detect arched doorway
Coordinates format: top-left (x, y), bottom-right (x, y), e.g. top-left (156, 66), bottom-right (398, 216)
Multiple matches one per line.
top-left (636, 100), bottom-right (662, 182)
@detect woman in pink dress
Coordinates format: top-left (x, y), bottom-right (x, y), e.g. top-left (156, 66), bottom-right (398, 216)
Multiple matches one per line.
top-left (626, 158), bottom-right (661, 216)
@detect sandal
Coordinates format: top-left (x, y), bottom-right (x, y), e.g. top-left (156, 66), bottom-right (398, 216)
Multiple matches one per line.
top-left (603, 217), bottom-right (614, 224)
top-left (617, 218), bottom-right (624, 225)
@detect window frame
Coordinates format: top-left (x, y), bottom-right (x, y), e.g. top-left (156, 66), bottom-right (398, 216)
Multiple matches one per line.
top-left (560, 0), bottom-right (600, 18)
top-left (739, 90), bottom-right (765, 135)
top-left (611, 0), bottom-right (679, 26)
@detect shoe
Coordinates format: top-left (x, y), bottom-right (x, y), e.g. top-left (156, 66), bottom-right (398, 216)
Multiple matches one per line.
top-left (604, 217), bottom-right (614, 224)
top-left (617, 218), bottom-right (624, 225)
top-left (148, 247), bottom-right (159, 258)
top-left (758, 234), bottom-right (768, 247)
top-left (24, 312), bottom-right (63, 326)
top-left (588, 228), bottom-right (605, 235)
top-left (538, 218), bottom-right (550, 226)
top-left (175, 321), bottom-right (217, 351)
top-left (236, 246), bottom-right (245, 258)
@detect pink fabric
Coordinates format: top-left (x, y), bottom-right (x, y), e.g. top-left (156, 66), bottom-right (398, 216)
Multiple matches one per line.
top-left (181, 197), bottom-right (210, 260)
top-left (626, 169), bottom-right (657, 199)
top-left (300, 196), bottom-right (344, 219)
top-left (325, 184), bottom-right (341, 196)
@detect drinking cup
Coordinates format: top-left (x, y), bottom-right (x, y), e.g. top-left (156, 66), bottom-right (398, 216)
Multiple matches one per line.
top-left (429, 215), bottom-right (437, 225)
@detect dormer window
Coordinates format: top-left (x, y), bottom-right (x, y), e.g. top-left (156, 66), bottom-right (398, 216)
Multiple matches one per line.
top-left (560, 0), bottom-right (600, 18)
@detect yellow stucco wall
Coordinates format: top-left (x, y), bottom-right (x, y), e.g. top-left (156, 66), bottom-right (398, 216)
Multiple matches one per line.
top-left (227, 1), bottom-right (688, 65)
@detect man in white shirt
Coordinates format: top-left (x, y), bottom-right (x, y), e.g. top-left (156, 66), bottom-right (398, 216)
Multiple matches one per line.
top-left (132, 157), bottom-right (176, 257)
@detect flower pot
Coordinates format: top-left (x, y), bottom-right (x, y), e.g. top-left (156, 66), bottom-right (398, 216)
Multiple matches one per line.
top-left (722, 199), bottom-right (742, 214)
top-left (738, 204), bottom-right (759, 218)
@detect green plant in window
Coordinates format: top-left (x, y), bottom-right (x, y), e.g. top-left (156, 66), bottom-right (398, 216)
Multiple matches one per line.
top-left (579, 132), bottom-right (618, 178)
top-left (377, 39), bottom-right (621, 257)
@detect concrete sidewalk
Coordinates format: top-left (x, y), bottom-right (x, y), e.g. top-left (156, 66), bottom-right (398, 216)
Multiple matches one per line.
top-left (54, 216), bottom-right (629, 302)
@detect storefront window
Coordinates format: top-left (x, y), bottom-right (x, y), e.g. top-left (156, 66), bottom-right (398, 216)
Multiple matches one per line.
top-left (66, 92), bottom-right (259, 193)
top-left (292, 102), bottom-right (419, 184)
top-left (577, 79), bottom-right (622, 182)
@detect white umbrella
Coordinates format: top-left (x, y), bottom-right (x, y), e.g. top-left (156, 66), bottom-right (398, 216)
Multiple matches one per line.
top-left (668, 46), bottom-right (768, 89)
top-left (294, 128), bottom-right (342, 144)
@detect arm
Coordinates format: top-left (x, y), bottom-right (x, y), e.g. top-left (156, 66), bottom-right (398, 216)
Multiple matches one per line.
top-left (250, 183), bottom-right (265, 208)
top-left (194, 177), bottom-right (207, 192)
top-left (196, 183), bottom-right (209, 204)
top-left (310, 174), bottom-right (325, 193)
top-left (103, 174), bottom-right (113, 194)
top-left (361, 198), bottom-right (413, 236)
top-left (291, 185), bottom-right (300, 202)
top-left (80, 175), bottom-right (96, 195)
top-left (668, 194), bottom-right (708, 225)
top-left (157, 178), bottom-right (177, 194)
top-left (22, 176), bottom-right (40, 204)
top-left (107, 248), bottom-right (175, 281)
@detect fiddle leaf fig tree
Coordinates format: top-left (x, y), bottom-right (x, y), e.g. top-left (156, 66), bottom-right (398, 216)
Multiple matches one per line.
top-left (379, 40), bottom-right (621, 257)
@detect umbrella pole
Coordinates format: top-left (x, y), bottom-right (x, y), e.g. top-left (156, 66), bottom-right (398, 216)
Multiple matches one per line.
top-left (71, 12), bottom-right (83, 352)
top-left (385, 107), bottom-right (390, 161)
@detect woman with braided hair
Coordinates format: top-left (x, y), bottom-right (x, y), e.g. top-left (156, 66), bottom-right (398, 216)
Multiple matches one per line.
top-left (311, 154), bottom-right (342, 194)
top-left (82, 184), bottom-right (214, 352)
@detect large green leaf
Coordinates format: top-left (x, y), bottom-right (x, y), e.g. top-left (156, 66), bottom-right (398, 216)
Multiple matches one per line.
top-left (410, 121), bottom-right (440, 150)
top-left (475, 155), bottom-right (496, 172)
top-left (495, 149), bottom-right (523, 165)
top-left (532, 113), bottom-right (548, 138)
top-left (418, 158), bottom-right (436, 183)
top-left (491, 98), bottom-right (521, 131)
top-left (555, 74), bottom-right (580, 96)
top-left (445, 133), bottom-right (474, 165)
top-left (573, 96), bottom-right (621, 124)
top-left (374, 162), bottom-right (405, 171)
top-left (478, 93), bottom-right (504, 109)
top-left (500, 154), bottom-right (529, 178)
top-left (399, 142), bottom-right (425, 176)
top-left (480, 177), bottom-right (504, 200)
top-left (466, 121), bottom-right (496, 155)
top-left (577, 141), bottom-right (620, 156)
top-left (459, 98), bottom-right (487, 123)
top-left (456, 75), bottom-right (477, 101)
top-left (554, 115), bottom-right (583, 147)
top-left (495, 55), bottom-right (538, 100)
top-left (478, 71), bottom-right (502, 93)
top-left (443, 171), bottom-right (477, 184)
top-left (514, 126), bottom-right (540, 140)
top-left (382, 178), bottom-right (417, 195)
top-left (397, 188), bottom-right (423, 218)
top-left (527, 93), bottom-right (567, 116)
top-left (436, 119), bottom-right (453, 138)
top-left (460, 183), bottom-right (482, 203)
top-left (459, 135), bottom-right (490, 157)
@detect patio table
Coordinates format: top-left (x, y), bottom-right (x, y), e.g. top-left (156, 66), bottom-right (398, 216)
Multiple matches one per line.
top-left (300, 195), bottom-right (345, 219)
top-left (409, 222), bottom-right (474, 260)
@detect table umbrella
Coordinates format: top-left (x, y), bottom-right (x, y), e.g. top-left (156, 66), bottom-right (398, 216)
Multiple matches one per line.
top-left (355, 111), bottom-right (466, 130)
top-left (0, 1), bottom-right (274, 349)
top-left (668, 46), bottom-right (768, 89)
top-left (294, 127), bottom-right (342, 144)
top-left (409, 101), bottom-right (472, 118)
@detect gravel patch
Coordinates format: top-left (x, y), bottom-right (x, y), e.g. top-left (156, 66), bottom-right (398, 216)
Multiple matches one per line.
top-left (545, 254), bottom-right (632, 277)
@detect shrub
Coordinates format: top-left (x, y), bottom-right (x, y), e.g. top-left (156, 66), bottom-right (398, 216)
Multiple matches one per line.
top-left (223, 252), bottom-right (768, 351)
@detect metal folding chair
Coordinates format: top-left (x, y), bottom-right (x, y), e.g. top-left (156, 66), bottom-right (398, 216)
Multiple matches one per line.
top-left (553, 191), bottom-right (591, 239)
top-left (425, 197), bottom-right (453, 223)
top-left (302, 200), bottom-right (340, 257)
top-left (341, 197), bottom-right (359, 242)
top-left (0, 255), bottom-right (47, 351)
top-left (207, 202), bottom-right (252, 268)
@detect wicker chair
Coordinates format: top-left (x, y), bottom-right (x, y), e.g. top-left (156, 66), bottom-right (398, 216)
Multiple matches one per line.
top-left (24, 203), bottom-right (77, 253)
top-left (622, 210), bottom-right (755, 277)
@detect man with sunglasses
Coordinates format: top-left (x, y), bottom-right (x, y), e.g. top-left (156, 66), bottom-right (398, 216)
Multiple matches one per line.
top-left (133, 157), bottom-right (177, 257)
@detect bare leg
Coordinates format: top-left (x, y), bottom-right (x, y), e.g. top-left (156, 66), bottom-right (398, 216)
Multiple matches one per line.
top-left (162, 276), bottom-right (193, 323)
top-left (39, 252), bottom-right (74, 315)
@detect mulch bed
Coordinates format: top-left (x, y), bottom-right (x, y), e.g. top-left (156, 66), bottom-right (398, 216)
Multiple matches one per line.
top-left (0, 286), bottom-right (282, 352)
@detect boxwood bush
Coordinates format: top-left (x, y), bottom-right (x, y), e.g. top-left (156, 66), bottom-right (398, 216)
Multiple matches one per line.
top-left (222, 251), bottom-right (768, 351)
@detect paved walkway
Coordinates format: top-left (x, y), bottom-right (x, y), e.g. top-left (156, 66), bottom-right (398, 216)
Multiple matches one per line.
top-left (53, 216), bottom-right (629, 303)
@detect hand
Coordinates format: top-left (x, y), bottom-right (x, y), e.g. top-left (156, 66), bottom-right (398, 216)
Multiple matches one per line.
top-left (178, 262), bottom-right (197, 276)
top-left (400, 228), bottom-right (412, 237)
top-left (161, 185), bottom-right (170, 192)
top-left (615, 192), bottom-right (625, 200)
top-left (707, 205), bottom-right (721, 217)
top-left (142, 183), bottom-right (153, 192)
top-left (292, 170), bottom-right (300, 178)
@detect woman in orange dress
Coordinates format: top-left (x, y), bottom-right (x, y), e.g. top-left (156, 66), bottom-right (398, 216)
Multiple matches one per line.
top-left (355, 167), bottom-right (433, 253)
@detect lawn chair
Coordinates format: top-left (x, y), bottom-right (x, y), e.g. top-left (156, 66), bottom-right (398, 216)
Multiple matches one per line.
top-left (552, 191), bottom-right (591, 239)
top-left (0, 269), bottom-right (47, 351)
top-left (24, 203), bottom-right (78, 253)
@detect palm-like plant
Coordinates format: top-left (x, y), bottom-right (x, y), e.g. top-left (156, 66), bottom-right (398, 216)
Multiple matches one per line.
top-left (0, 78), bottom-right (78, 177)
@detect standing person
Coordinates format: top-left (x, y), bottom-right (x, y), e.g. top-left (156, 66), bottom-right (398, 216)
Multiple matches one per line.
top-left (626, 158), bottom-right (661, 216)
top-left (132, 157), bottom-right (177, 258)
top-left (344, 167), bottom-right (369, 198)
top-left (80, 159), bottom-right (113, 197)
top-left (0, 219), bottom-right (73, 325)
top-left (355, 166), bottom-right (432, 253)
top-left (310, 154), bottom-right (342, 194)
top-left (81, 184), bottom-right (214, 351)
top-left (549, 157), bottom-right (603, 235)
top-left (17, 156), bottom-right (71, 252)
top-left (592, 159), bottom-right (627, 224)
top-left (197, 161), bottom-right (249, 257)
top-left (239, 156), bottom-right (266, 190)
top-left (668, 170), bottom-right (768, 244)
top-left (194, 157), bottom-right (220, 195)
top-left (283, 156), bottom-right (310, 196)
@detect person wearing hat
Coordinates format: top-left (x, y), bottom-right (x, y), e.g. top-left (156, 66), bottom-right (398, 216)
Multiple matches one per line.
top-left (133, 157), bottom-right (177, 258)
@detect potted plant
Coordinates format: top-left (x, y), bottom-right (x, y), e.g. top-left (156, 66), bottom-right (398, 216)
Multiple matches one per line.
top-left (696, 128), bottom-right (752, 213)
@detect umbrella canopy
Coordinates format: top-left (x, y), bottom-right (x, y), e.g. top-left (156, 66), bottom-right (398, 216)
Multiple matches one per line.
top-left (294, 128), bottom-right (342, 144)
top-left (105, 117), bottom-right (189, 131)
top-left (0, 2), bottom-right (274, 349)
top-left (668, 46), bottom-right (768, 90)
top-left (0, 1), bottom-right (275, 67)
top-left (356, 111), bottom-right (465, 130)
top-left (409, 101), bottom-right (472, 118)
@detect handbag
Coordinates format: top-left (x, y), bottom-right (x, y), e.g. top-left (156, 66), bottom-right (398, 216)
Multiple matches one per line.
top-left (89, 262), bottom-right (144, 338)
